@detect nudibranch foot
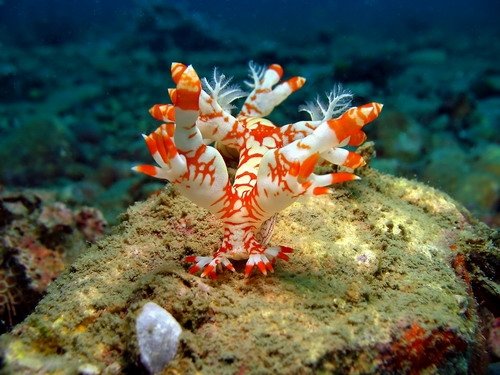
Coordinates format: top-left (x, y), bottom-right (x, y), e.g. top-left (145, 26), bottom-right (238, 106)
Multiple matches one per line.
top-left (185, 254), bottom-right (236, 280)
top-left (244, 246), bottom-right (294, 278)
top-left (185, 246), bottom-right (293, 279)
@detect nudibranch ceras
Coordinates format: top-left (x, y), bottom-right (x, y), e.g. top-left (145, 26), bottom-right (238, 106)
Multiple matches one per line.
top-left (133, 62), bottom-right (382, 278)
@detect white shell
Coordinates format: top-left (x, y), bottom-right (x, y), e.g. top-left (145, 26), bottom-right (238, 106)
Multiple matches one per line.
top-left (136, 302), bottom-right (182, 374)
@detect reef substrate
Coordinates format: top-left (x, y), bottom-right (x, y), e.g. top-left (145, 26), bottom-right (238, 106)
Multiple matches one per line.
top-left (0, 169), bottom-right (497, 374)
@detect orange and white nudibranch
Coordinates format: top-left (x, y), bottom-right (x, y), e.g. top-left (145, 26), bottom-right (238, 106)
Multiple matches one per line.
top-left (134, 62), bottom-right (382, 278)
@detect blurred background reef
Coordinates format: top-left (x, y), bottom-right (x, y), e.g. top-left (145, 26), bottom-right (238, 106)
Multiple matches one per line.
top-left (0, 0), bottom-right (498, 227)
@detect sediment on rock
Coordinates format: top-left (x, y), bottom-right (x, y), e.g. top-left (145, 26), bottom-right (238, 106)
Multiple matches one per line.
top-left (0, 169), bottom-right (496, 374)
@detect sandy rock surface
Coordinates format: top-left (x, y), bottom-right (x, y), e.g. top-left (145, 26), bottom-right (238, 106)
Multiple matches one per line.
top-left (0, 169), bottom-right (496, 374)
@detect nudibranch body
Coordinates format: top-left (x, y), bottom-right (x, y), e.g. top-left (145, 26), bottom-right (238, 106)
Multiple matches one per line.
top-left (134, 62), bottom-right (382, 278)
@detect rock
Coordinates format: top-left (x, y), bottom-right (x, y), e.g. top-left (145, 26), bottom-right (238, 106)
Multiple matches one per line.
top-left (0, 116), bottom-right (74, 185)
top-left (407, 49), bottom-right (447, 65)
top-left (374, 110), bottom-right (425, 162)
top-left (490, 318), bottom-right (500, 359)
top-left (455, 172), bottom-right (498, 216)
top-left (423, 146), bottom-right (468, 193)
top-left (136, 302), bottom-right (182, 374)
top-left (475, 97), bottom-right (500, 142)
top-left (472, 74), bottom-right (500, 98)
top-left (74, 207), bottom-right (107, 243)
top-left (0, 169), bottom-right (496, 374)
top-left (476, 143), bottom-right (500, 178)
top-left (0, 189), bottom-right (107, 331)
top-left (37, 202), bottom-right (75, 231)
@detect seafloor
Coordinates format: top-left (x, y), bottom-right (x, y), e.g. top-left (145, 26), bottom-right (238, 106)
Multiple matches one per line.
top-left (0, 168), bottom-right (497, 374)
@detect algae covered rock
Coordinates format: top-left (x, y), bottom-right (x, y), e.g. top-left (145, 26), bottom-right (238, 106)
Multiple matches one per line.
top-left (0, 189), bottom-right (107, 333)
top-left (0, 169), bottom-right (497, 374)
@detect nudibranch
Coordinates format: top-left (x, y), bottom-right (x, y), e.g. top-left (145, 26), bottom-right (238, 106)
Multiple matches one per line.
top-left (134, 62), bottom-right (382, 278)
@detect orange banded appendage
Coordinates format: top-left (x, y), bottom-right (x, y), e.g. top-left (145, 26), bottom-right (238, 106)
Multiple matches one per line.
top-left (149, 104), bottom-right (176, 124)
top-left (327, 103), bottom-right (382, 145)
top-left (173, 64), bottom-right (202, 111)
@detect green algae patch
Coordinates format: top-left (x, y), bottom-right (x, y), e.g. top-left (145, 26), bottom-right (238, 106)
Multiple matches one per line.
top-left (0, 169), bottom-right (496, 374)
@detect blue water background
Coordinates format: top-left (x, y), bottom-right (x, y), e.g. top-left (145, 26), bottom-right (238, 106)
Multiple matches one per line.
top-left (1, 0), bottom-right (498, 44)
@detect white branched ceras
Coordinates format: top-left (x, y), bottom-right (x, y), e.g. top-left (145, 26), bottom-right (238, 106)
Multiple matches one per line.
top-left (134, 62), bottom-right (382, 278)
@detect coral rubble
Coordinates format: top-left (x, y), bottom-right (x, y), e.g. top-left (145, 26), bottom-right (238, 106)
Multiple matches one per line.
top-left (0, 188), bottom-right (106, 331)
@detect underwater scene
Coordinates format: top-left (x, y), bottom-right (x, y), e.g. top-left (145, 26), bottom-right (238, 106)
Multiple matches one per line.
top-left (0, 0), bottom-right (499, 374)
